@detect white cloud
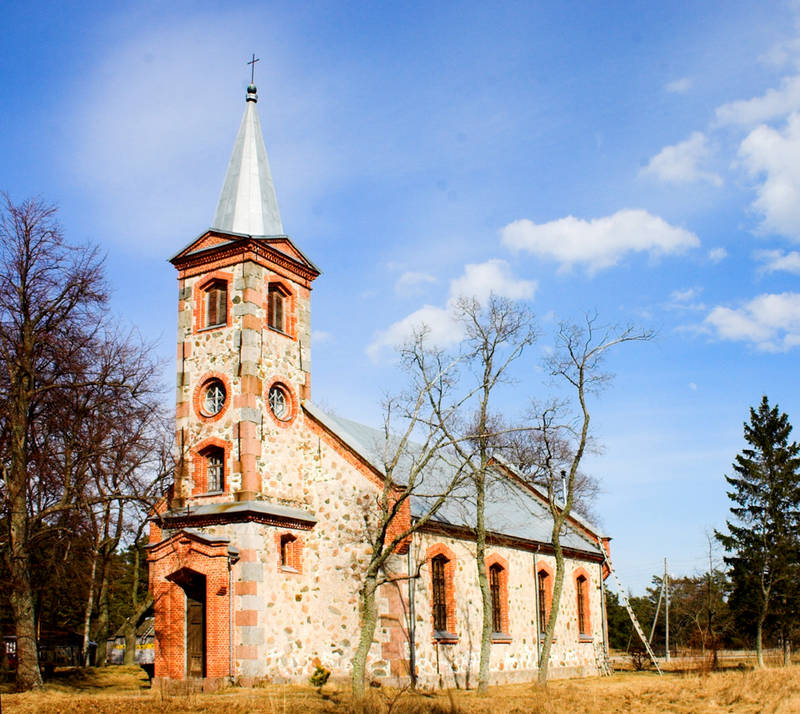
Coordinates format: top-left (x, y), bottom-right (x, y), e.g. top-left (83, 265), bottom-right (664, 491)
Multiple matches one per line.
top-left (500, 209), bottom-right (700, 274)
top-left (665, 77), bottom-right (691, 94)
top-left (366, 305), bottom-right (458, 361)
top-left (394, 271), bottom-right (437, 296)
top-left (715, 75), bottom-right (800, 126)
top-left (755, 248), bottom-right (800, 274)
top-left (667, 287), bottom-right (705, 312)
top-left (448, 259), bottom-right (536, 304)
top-left (708, 247), bottom-right (728, 263)
top-left (641, 132), bottom-right (722, 186)
top-left (671, 287), bottom-right (700, 303)
top-left (367, 259), bottom-right (536, 359)
top-left (704, 292), bottom-right (800, 351)
top-left (312, 330), bottom-right (332, 344)
top-left (688, 382), bottom-right (698, 391)
top-left (739, 113), bottom-right (800, 239)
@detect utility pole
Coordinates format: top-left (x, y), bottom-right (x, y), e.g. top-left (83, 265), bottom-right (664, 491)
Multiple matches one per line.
top-left (664, 557), bottom-right (670, 663)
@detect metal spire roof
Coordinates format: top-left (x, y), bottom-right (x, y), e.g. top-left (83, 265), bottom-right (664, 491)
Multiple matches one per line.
top-left (211, 83), bottom-right (284, 236)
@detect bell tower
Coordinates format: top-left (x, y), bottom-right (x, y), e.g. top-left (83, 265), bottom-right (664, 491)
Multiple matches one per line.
top-left (169, 81), bottom-right (320, 508)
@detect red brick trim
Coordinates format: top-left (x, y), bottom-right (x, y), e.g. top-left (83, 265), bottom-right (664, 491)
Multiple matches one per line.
top-left (172, 234), bottom-right (319, 286)
top-left (190, 437), bottom-right (231, 495)
top-left (574, 566), bottom-right (592, 638)
top-left (536, 560), bottom-right (554, 635)
top-left (193, 372), bottom-right (231, 423)
top-left (265, 278), bottom-right (297, 339)
top-left (485, 553), bottom-right (510, 639)
top-left (426, 543), bottom-right (457, 642)
top-left (147, 530), bottom-right (232, 679)
top-left (275, 531), bottom-right (303, 573)
top-left (193, 271), bottom-right (233, 333)
top-left (264, 378), bottom-right (298, 427)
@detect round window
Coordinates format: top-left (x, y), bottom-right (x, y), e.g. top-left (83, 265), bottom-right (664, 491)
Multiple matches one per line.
top-left (268, 384), bottom-right (291, 421)
top-left (202, 379), bottom-right (226, 416)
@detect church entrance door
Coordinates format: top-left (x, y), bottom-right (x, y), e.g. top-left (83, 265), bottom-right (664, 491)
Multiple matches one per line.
top-left (185, 579), bottom-right (206, 678)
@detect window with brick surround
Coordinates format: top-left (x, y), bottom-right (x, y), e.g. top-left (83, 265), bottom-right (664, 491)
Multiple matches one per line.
top-left (201, 379), bottom-right (226, 417)
top-left (205, 281), bottom-right (227, 328)
top-left (431, 555), bottom-right (448, 632)
top-left (268, 284), bottom-right (287, 333)
top-left (280, 533), bottom-right (298, 571)
top-left (490, 564), bottom-right (503, 633)
top-left (204, 446), bottom-right (224, 492)
top-left (575, 570), bottom-right (592, 638)
top-left (536, 568), bottom-right (553, 632)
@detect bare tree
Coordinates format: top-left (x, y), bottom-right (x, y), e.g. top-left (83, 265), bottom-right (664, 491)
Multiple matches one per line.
top-left (350, 331), bottom-right (468, 700)
top-left (424, 295), bottom-right (536, 693)
top-left (534, 315), bottom-right (651, 683)
top-left (0, 196), bottom-right (162, 689)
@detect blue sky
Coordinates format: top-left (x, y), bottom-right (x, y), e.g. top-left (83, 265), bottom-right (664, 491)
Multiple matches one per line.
top-left (3, 1), bottom-right (800, 592)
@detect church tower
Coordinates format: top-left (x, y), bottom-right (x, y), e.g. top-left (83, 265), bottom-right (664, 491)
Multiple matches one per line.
top-left (169, 81), bottom-right (319, 507)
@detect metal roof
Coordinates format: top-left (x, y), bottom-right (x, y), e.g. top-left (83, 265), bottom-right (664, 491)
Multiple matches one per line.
top-left (162, 500), bottom-right (316, 525)
top-left (302, 401), bottom-right (605, 556)
top-left (212, 84), bottom-right (284, 236)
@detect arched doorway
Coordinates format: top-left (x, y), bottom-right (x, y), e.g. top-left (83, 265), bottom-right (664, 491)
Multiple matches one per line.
top-left (168, 568), bottom-right (207, 678)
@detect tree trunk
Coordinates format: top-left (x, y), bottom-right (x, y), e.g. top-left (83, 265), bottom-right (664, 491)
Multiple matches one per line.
top-left (476, 473), bottom-right (492, 693)
top-left (7, 458), bottom-right (42, 690)
top-left (122, 593), bottom-right (153, 666)
top-left (783, 630), bottom-right (791, 667)
top-left (81, 547), bottom-right (99, 666)
top-left (756, 616), bottom-right (765, 668)
top-left (352, 571), bottom-right (379, 699)
top-left (537, 528), bottom-right (565, 684)
top-left (92, 551), bottom-right (113, 667)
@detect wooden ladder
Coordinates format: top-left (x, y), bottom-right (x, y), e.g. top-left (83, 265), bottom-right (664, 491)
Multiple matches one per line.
top-left (604, 552), bottom-right (662, 676)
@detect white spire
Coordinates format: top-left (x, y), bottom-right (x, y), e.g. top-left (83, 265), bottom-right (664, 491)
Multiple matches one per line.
top-left (212, 84), bottom-right (284, 236)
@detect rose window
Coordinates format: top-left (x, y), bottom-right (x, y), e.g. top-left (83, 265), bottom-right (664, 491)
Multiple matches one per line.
top-left (268, 385), bottom-right (290, 421)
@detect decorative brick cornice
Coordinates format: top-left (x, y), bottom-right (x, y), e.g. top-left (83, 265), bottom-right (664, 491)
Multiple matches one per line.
top-left (417, 519), bottom-right (604, 563)
top-left (160, 508), bottom-right (316, 531)
top-left (172, 234), bottom-right (319, 286)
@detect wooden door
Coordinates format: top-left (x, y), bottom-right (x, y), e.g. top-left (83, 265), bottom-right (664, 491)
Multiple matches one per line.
top-left (186, 590), bottom-right (206, 678)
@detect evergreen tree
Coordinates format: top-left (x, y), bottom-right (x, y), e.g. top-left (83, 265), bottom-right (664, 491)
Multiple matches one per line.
top-left (716, 396), bottom-right (800, 667)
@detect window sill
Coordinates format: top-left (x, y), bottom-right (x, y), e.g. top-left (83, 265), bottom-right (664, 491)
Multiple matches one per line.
top-left (539, 634), bottom-right (557, 643)
top-left (280, 565), bottom-right (299, 574)
top-left (491, 633), bottom-right (512, 644)
top-left (195, 490), bottom-right (224, 497)
top-left (267, 325), bottom-right (294, 340)
top-left (578, 635), bottom-right (593, 643)
top-left (198, 322), bottom-right (227, 333)
top-left (433, 631), bottom-right (459, 644)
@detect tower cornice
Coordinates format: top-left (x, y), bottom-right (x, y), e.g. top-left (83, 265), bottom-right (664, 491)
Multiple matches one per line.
top-left (171, 230), bottom-right (320, 285)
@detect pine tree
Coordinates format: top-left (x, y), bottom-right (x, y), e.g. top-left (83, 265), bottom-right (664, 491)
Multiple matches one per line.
top-left (716, 396), bottom-right (800, 667)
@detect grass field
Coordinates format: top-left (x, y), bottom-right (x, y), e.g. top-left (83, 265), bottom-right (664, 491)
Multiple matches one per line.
top-left (2, 662), bottom-right (800, 713)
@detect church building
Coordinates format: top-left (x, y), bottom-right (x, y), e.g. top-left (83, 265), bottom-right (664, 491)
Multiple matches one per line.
top-left (147, 78), bottom-right (611, 687)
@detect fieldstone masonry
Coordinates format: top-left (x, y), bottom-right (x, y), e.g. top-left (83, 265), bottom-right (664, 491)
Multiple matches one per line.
top-left (148, 86), bottom-right (611, 687)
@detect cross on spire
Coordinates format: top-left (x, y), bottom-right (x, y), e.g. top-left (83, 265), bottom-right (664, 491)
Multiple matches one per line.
top-left (248, 53), bottom-right (260, 84)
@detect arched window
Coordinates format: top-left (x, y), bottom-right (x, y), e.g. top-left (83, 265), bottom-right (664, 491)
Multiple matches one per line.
top-left (431, 555), bottom-right (448, 633)
top-left (204, 446), bottom-right (224, 492)
top-left (205, 281), bottom-right (227, 328)
top-left (268, 284), bottom-right (287, 333)
top-left (427, 544), bottom-right (457, 641)
top-left (537, 569), bottom-right (549, 632)
top-left (489, 564), bottom-right (503, 633)
top-left (575, 570), bottom-right (592, 638)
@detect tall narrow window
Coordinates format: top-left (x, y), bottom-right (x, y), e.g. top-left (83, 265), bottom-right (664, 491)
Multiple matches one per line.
top-left (268, 285), bottom-right (285, 332)
top-left (489, 564), bottom-right (503, 633)
top-left (205, 447), bottom-right (224, 492)
top-left (538, 570), bottom-right (549, 632)
top-left (576, 575), bottom-right (588, 635)
top-left (431, 555), bottom-right (448, 632)
top-left (205, 282), bottom-right (227, 327)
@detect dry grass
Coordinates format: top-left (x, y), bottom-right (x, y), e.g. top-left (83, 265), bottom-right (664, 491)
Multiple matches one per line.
top-left (3, 663), bottom-right (800, 713)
